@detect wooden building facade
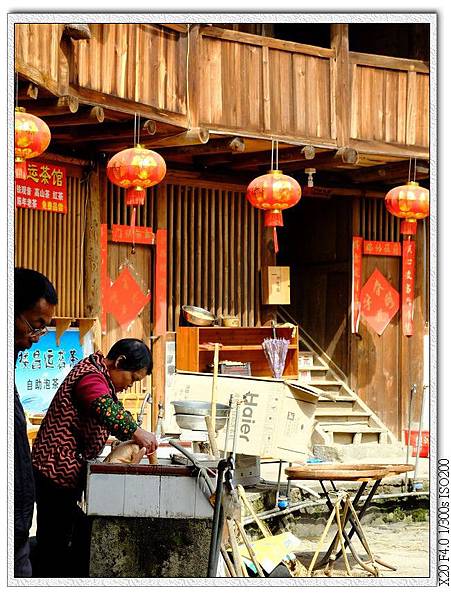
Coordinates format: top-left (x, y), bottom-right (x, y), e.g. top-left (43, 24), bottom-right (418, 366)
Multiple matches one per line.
top-left (13, 19), bottom-right (432, 441)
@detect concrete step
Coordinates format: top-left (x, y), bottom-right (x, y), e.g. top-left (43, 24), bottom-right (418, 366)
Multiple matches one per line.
top-left (307, 379), bottom-right (343, 387)
top-left (312, 442), bottom-right (406, 463)
top-left (319, 424), bottom-right (384, 433)
top-left (315, 399), bottom-right (371, 417)
top-left (316, 394), bottom-right (356, 403)
top-left (315, 405), bottom-right (371, 417)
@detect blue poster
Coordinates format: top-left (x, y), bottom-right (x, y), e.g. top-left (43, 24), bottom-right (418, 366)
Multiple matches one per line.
top-left (15, 328), bottom-right (92, 416)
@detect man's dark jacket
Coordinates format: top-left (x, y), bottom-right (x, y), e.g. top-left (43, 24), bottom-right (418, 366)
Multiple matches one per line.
top-left (14, 385), bottom-right (35, 547)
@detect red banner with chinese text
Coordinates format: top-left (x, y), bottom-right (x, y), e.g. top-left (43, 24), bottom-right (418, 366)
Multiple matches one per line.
top-left (15, 161), bottom-right (67, 214)
top-left (402, 240), bottom-right (416, 336)
top-left (352, 236), bottom-right (363, 333)
top-left (363, 241), bottom-right (401, 256)
top-left (111, 225), bottom-right (155, 245)
top-left (360, 269), bottom-right (400, 336)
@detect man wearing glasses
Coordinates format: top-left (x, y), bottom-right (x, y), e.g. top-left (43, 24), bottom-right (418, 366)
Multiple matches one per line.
top-left (14, 268), bottom-right (57, 577)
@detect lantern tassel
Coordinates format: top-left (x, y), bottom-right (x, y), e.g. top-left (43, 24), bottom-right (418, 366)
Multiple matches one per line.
top-left (126, 187), bottom-right (146, 206)
top-left (130, 207), bottom-right (137, 254)
top-left (15, 159), bottom-right (27, 180)
top-left (273, 227), bottom-right (279, 254)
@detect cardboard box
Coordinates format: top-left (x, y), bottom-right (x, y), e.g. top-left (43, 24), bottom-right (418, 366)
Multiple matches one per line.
top-left (164, 371), bottom-right (319, 462)
top-left (262, 266), bottom-right (290, 305)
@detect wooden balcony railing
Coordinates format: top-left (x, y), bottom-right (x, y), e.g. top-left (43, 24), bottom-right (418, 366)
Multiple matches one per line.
top-left (15, 23), bottom-right (429, 158)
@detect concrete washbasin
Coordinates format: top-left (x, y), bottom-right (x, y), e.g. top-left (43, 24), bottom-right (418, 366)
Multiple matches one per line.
top-left (85, 459), bottom-right (215, 519)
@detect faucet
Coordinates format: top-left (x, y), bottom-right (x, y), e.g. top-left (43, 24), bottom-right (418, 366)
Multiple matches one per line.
top-left (137, 392), bottom-right (151, 427)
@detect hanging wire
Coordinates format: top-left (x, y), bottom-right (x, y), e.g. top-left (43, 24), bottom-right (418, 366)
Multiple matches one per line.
top-left (275, 140), bottom-right (279, 170)
top-left (413, 158), bottom-right (417, 182)
top-left (15, 71), bottom-right (19, 109)
top-left (137, 113), bottom-right (141, 146)
top-left (408, 157), bottom-right (412, 182)
top-left (271, 139), bottom-right (274, 171)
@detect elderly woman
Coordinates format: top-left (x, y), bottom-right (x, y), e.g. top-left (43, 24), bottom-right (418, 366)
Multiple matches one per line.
top-left (31, 338), bottom-right (157, 577)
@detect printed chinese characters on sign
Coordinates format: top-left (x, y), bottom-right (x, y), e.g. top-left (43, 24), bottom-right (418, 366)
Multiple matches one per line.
top-left (15, 161), bottom-right (67, 214)
top-left (15, 330), bottom-right (84, 415)
top-left (360, 268), bottom-right (400, 336)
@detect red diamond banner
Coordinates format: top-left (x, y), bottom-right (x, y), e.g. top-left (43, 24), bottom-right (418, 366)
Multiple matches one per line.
top-left (107, 266), bottom-right (151, 330)
top-left (360, 268), bottom-right (400, 335)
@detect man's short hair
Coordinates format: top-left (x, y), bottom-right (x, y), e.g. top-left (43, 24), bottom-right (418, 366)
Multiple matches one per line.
top-left (14, 267), bottom-right (58, 314)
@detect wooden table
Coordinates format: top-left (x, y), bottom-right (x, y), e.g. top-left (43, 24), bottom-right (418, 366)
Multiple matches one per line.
top-left (285, 463), bottom-right (415, 576)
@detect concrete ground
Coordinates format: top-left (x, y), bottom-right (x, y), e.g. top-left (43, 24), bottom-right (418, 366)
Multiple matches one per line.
top-left (292, 519), bottom-right (430, 578)
top-left (29, 453), bottom-right (431, 579)
top-left (253, 455), bottom-right (431, 580)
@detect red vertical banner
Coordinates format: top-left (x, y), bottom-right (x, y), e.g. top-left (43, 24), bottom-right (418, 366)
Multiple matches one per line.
top-left (352, 236), bottom-right (363, 333)
top-left (100, 224), bottom-right (109, 334)
top-left (402, 239), bottom-right (416, 336)
top-left (154, 229), bottom-right (168, 335)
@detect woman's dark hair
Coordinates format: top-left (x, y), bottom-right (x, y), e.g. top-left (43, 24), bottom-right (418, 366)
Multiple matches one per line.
top-left (14, 267), bottom-right (58, 314)
top-left (106, 338), bottom-right (152, 374)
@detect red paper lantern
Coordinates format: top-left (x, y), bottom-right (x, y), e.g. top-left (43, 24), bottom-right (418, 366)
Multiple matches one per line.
top-left (106, 145), bottom-right (166, 205)
top-left (384, 181), bottom-right (429, 235)
top-left (14, 107), bottom-right (51, 180)
top-left (246, 169), bottom-right (301, 227)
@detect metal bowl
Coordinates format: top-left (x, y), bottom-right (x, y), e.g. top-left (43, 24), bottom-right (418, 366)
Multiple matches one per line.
top-left (172, 400), bottom-right (230, 417)
top-left (182, 305), bottom-right (215, 326)
top-left (175, 413), bottom-right (229, 432)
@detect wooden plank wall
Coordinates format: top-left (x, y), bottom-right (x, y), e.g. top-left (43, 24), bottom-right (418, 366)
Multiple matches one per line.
top-left (102, 182), bottom-right (158, 398)
top-left (15, 174), bottom-right (86, 318)
top-left (15, 24), bottom-right (66, 96)
top-left (350, 53), bottom-right (429, 148)
top-left (102, 179), bottom-right (263, 397)
top-left (166, 182), bottom-right (263, 331)
top-left (15, 24), bottom-right (429, 156)
top-left (70, 24), bottom-right (187, 114)
top-left (350, 196), bottom-right (427, 437)
top-left (199, 28), bottom-right (334, 141)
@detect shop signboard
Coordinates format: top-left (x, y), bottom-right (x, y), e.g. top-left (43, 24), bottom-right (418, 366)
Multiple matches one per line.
top-left (15, 160), bottom-right (67, 214)
top-left (15, 328), bottom-right (92, 416)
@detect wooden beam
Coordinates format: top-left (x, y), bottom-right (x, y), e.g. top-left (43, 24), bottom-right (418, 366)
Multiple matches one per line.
top-left (149, 127), bottom-right (209, 148)
top-left (200, 26), bottom-right (335, 58)
top-left (17, 82), bottom-right (39, 101)
top-left (42, 105), bottom-right (104, 127)
top-left (68, 84), bottom-right (188, 128)
top-left (49, 120), bottom-right (168, 145)
top-left (349, 160), bottom-right (429, 184)
top-left (331, 24), bottom-right (351, 147)
top-left (232, 148), bottom-right (336, 171)
top-left (161, 23), bottom-right (188, 33)
top-left (187, 25), bottom-right (201, 129)
top-left (349, 51), bottom-right (429, 73)
top-left (22, 95), bottom-right (80, 117)
top-left (336, 146), bottom-right (359, 165)
top-left (143, 120), bottom-right (157, 135)
top-left (351, 138), bottom-right (429, 160)
top-left (84, 164), bottom-right (101, 319)
top-left (15, 59), bottom-right (62, 98)
top-left (158, 136), bottom-right (246, 158)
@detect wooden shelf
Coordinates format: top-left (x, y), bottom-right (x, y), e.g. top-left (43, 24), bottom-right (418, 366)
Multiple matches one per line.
top-left (176, 326), bottom-right (299, 379)
top-left (199, 344), bottom-right (298, 351)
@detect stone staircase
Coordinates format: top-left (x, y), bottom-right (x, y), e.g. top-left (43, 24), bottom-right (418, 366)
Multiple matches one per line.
top-left (297, 349), bottom-right (395, 447)
top-left (277, 309), bottom-right (403, 461)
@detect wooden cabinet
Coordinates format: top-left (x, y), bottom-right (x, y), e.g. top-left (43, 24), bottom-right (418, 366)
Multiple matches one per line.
top-left (176, 326), bottom-right (299, 379)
